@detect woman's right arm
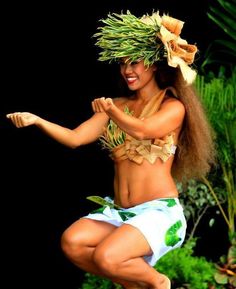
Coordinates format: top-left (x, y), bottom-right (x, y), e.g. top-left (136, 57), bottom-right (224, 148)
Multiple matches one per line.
top-left (6, 112), bottom-right (109, 148)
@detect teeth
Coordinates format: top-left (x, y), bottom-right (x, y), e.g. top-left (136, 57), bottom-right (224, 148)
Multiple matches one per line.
top-left (127, 77), bottom-right (136, 81)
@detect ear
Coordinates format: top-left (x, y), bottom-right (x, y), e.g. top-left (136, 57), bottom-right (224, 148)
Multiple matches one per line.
top-left (152, 64), bottom-right (157, 72)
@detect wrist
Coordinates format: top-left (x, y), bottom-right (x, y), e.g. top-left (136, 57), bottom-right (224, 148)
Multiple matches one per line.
top-left (106, 101), bottom-right (117, 117)
top-left (34, 116), bottom-right (43, 126)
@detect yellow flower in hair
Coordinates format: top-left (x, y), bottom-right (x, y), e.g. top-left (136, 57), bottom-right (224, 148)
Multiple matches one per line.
top-left (157, 15), bottom-right (198, 84)
top-left (161, 15), bottom-right (184, 36)
top-left (140, 11), bottom-right (162, 27)
top-left (140, 12), bottom-right (198, 83)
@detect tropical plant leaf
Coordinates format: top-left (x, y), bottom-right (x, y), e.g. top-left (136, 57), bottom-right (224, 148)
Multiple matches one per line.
top-left (207, 10), bottom-right (236, 41)
top-left (214, 39), bottom-right (236, 54)
top-left (217, 0), bottom-right (236, 17)
top-left (229, 275), bottom-right (236, 287)
top-left (227, 244), bottom-right (236, 265)
top-left (214, 272), bottom-right (228, 284)
top-left (202, 0), bottom-right (236, 71)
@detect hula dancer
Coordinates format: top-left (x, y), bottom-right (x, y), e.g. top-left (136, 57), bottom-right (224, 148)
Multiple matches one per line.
top-left (7, 10), bottom-right (216, 289)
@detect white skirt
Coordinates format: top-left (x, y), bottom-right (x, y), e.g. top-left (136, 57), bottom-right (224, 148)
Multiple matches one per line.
top-left (84, 197), bottom-right (187, 266)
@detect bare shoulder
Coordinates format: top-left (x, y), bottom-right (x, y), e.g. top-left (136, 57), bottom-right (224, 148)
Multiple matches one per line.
top-left (161, 97), bottom-right (185, 117)
top-left (113, 96), bottom-right (129, 109)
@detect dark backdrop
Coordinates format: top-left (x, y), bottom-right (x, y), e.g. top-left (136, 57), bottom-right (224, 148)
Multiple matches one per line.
top-left (2, 1), bottom-right (227, 288)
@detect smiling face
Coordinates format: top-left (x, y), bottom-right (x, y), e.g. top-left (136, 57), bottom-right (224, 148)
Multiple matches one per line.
top-left (119, 59), bottom-right (157, 91)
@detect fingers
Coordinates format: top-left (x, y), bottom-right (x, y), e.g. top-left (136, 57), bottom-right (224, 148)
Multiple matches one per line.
top-left (6, 112), bottom-right (21, 128)
top-left (92, 97), bottom-right (105, 113)
top-left (6, 112), bottom-right (34, 128)
top-left (106, 98), bottom-right (113, 106)
top-left (91, 97), bottom-right (114, 113)
top-left (91, 98), bottom-right (101, 113)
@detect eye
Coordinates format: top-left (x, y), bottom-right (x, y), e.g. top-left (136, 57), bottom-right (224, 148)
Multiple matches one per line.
top-left (118, 59), bottom-right (141, 67)
top-left (119, 61), bottom-right (125, 66)
top-left (130, 61), bottom-right (139, 65)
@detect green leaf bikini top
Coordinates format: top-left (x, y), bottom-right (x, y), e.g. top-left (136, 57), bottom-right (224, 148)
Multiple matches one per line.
top-left (99, 88), bottom-right (177, 164)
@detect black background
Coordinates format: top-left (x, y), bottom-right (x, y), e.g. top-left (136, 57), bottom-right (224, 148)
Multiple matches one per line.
top-left (2, 1), bottom-right (228, 288)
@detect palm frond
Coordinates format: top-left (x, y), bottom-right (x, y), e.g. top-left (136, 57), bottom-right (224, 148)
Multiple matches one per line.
top-left (207, 9), bottom-right (236, 40)
top-left (202, 0), bottom-right (236, 71)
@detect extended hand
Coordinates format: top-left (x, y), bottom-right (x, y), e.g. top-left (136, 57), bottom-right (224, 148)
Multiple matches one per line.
top-left (6, 112), bottom-right (39, 128)
top-left (91, 97), bottom-right (114, 113)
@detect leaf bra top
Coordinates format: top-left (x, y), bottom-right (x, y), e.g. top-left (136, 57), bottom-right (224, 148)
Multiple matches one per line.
top-left (99, 88), bottom-right (177, 165)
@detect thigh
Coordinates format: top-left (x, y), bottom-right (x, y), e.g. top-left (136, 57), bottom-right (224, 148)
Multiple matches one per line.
top-left (96, 224), bottom-right (152, 262)
top-left (63, 218), bottom-right (117, 246)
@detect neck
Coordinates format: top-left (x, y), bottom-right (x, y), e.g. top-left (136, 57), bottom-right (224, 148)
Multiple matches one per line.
top-left (138, 88), bottom-right (167, 119)
top-left (135, 82), bottom-right (162, 102)
top-left (135, 88), bottom-right (163, 103)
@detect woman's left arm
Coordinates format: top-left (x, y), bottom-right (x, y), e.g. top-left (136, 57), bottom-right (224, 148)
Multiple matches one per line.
top-left (91, 97), bottom-right (185, 140)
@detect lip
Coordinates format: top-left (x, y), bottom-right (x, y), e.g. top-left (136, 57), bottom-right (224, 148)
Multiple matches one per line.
top-left (126, 77), bottom-right (137, 85)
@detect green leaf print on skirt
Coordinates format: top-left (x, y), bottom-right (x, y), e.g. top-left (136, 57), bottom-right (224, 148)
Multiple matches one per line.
top-left (90, 205), bottom-right (137, 221)
top-left (159, 198), bottom-right (177, 207)
top-left (118, 211), bottom-right (137, 221)
top-left (91, 206), bottom-right (107, 214)
top-left (165, 220), bottom-right (182, 247)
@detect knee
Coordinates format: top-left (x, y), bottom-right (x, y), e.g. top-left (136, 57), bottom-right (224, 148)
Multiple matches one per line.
top-left (93, 246), bottom-right (119, 276)
top-left (60, 228), bottom-right (84, 261)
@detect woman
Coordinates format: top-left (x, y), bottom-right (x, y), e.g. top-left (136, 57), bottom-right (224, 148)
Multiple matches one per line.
top-left (6, 11), bottom-right (216, 289)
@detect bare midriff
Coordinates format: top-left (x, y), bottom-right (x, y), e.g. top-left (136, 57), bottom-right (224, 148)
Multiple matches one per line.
top-left (113, 157), bottom-right (178, 208)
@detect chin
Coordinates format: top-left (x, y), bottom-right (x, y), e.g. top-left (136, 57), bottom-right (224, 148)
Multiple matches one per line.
top-left (128, 84), bottom-right (138, 91)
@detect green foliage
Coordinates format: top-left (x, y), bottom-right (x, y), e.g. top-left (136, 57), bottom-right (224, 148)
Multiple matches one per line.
top-left (214, 241), bottom-right (236, 288)
top-left (201, 0), bottom-right (236, 72)
top-left (196, 69), bottom-right (236, 154)
top-left (79, 273), bottom-right (121, 289)
top-left (177, 179), bottom-right (224, 240)
top-left (195, 68), bottom-right (236, 241)
top-left (155, 238), bottom-right (222, 289)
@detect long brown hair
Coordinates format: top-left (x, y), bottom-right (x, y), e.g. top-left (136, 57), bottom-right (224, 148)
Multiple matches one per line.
top-left (155, 62), bottom-right (217, 183)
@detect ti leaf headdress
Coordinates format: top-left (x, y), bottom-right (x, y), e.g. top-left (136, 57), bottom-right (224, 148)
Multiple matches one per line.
top-left (93, 10), bottom-right (198, 84)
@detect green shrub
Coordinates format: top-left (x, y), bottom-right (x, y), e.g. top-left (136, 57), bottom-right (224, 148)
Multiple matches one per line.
top-left (154, 239), bottom-right (222, 289)
top-left (79, 273), bottom-right (121, 289)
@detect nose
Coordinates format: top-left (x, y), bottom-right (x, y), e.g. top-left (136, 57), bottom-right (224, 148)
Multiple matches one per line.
top-left (123, 63), bottom-right (133, 74)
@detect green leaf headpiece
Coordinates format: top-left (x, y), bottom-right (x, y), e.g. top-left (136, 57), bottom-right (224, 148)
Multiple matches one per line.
top-left (93, 10), bottom-right (198, 84)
